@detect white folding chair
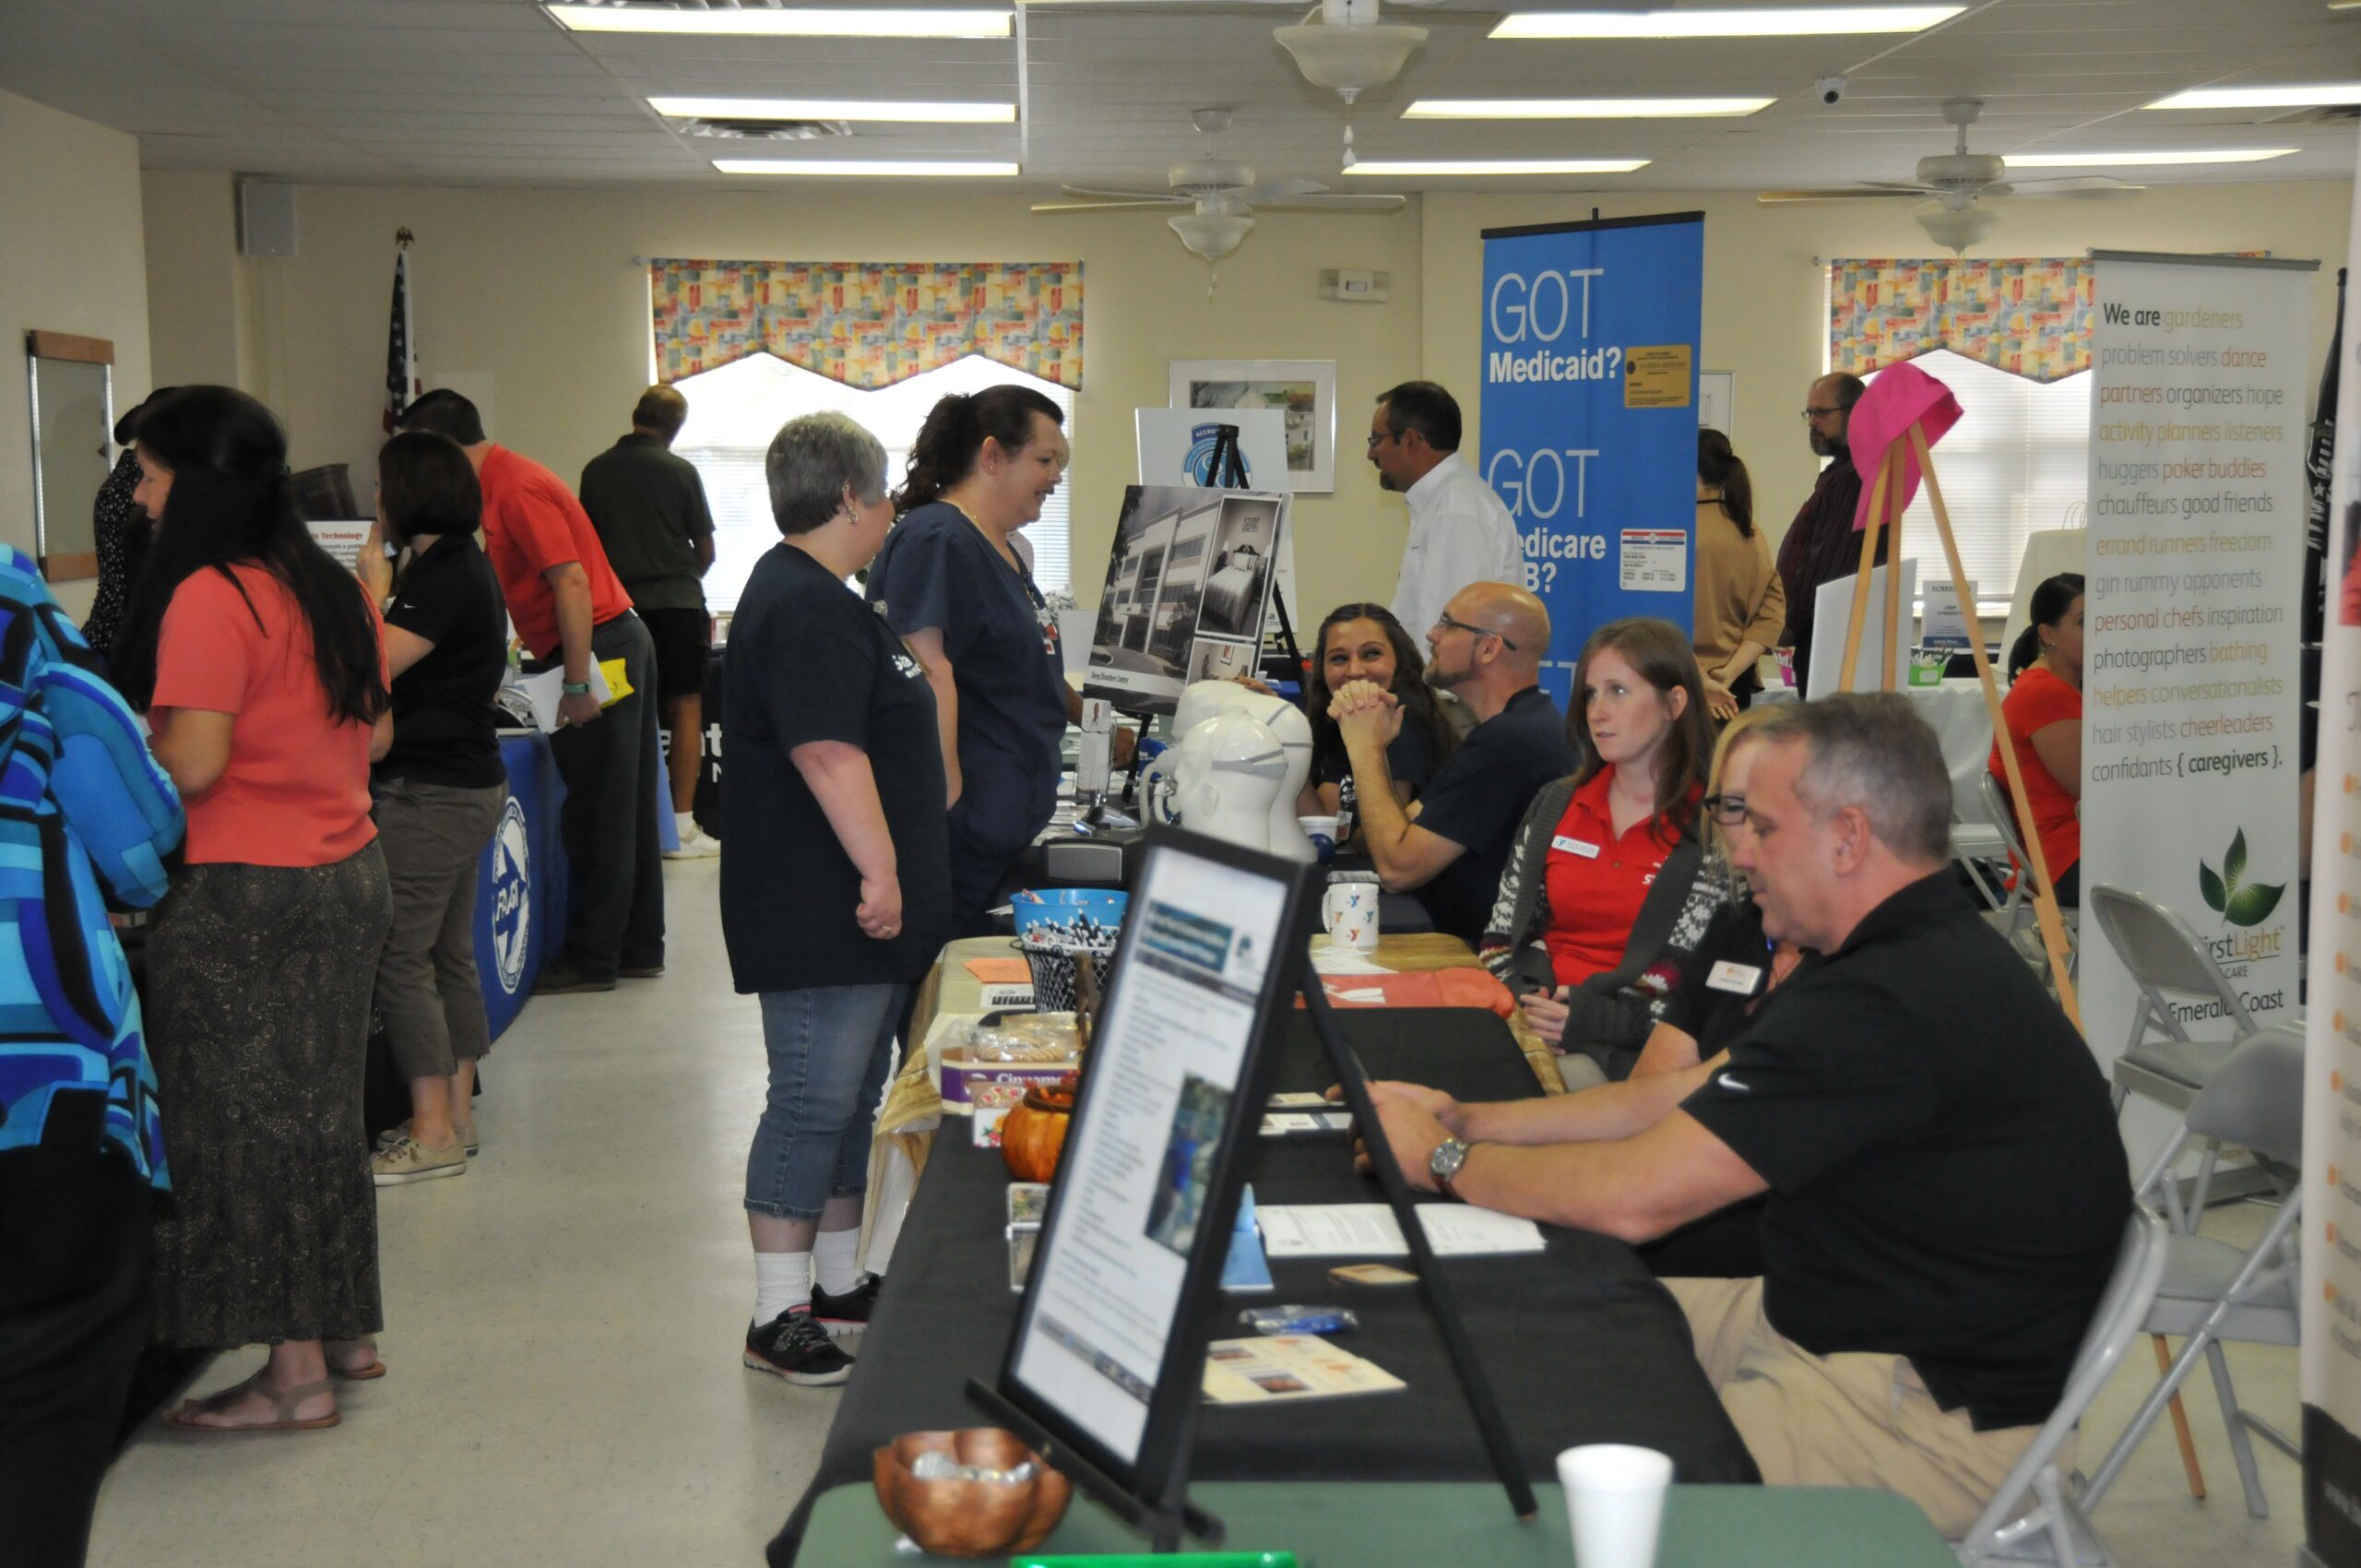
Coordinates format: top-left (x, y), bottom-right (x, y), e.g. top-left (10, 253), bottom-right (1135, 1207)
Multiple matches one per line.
top-left (1954, 1207), bottom-right (2168, 1566)
top-left (1976, 771), bottom-right (2076, 976)
top-left (2082, 884), bottom-right (2293, 1228)
top-left (2080, 1025), bottom-right (2304, 1522)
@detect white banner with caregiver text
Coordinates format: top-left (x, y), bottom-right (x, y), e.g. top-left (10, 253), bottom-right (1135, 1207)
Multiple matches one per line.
top-left (2083, 252), bottom-right (2311, 1164)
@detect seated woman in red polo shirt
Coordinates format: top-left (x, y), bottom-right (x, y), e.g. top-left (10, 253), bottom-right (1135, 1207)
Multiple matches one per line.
top-left (1481, 618), bottom-right (1713, 1077)
top-left (1990, 573), bottom-right (2083, 906)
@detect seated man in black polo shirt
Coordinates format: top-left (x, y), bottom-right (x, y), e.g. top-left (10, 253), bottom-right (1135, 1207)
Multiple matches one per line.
top-left (1332, 581), bottom-right (1576, 942)
top-left (1358, 693), bottom-right (2131, 1535)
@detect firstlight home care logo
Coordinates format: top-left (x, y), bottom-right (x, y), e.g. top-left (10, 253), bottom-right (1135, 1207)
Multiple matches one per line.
top-left (2199, 827), bottom-right (2286, 929)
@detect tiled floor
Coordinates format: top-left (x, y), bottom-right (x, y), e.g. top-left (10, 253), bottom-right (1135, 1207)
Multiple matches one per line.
top-left (86, 858), bottom-right (2310, 1565)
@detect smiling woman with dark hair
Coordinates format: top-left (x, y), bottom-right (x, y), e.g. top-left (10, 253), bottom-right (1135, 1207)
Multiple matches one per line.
top-left (1990, 572), bottom-right (2085, 905)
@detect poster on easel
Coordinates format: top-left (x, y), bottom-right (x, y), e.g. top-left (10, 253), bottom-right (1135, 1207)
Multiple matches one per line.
top-left (1478, 211), bottom-right (1703, 702)
top-left (2307, 129), bottom-right (2361, 1568)
top-left (1084, 485), bottom-right (1288, 714)
top-left (1135, 409), bottom-right (1299, 638)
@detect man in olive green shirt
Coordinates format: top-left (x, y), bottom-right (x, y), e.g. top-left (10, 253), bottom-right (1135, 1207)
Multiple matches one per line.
top-left (580, 386), bottom-right (720, 858)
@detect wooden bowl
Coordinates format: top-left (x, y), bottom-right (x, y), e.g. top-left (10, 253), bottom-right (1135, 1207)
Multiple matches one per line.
top-left (872, 1428), bottom-right (1073, 1557)
top-left (1000, 1076), bottom-right (1078, 1183)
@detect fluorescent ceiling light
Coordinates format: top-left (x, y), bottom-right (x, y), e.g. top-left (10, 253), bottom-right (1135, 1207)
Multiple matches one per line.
top-left (1405, 97), bottom-right (1771, 119)
top-left (712, 159), bottom-right (1020, 176)
top-left (1343, 158), bottom-right (1650, 176)
top-left (1492, 6), bottom-right (1963, 39)
top-left (651, 97), bottom-right (1014, 123)
top-left (2146, 83), bottom-right (2361, 111)
top-left (546, 5), bottom-right (1013, 40)
top-left (2005, 148), bottom-right (2298, 168)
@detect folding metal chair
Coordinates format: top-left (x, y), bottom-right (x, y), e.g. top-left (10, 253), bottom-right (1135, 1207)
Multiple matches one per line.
top-left (2080, 1025), bottom-right (2304, 1522)
top-left (1954, 1207), bottom-right (2168, 1566)
top-left (1976, 771), bottom-right (2076, 975)
top-left (2082, 884), bottom-right (2293, 1228)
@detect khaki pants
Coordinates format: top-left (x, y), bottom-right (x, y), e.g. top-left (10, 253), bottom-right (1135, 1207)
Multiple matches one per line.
top-left (1664, 1277), bottom-right (2049, 1538)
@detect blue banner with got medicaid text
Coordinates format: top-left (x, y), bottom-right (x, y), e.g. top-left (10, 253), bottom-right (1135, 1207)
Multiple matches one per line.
top-left (1479, 212), bottom-right (1703, 705)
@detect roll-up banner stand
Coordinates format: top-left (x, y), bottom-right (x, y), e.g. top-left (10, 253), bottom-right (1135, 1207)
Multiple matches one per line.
top-left (1478, 213), bottom-right (1703, 702)
top-left (2308, 137), bottom-right (2361, 1568)
top-left (2082, 250), bottom-right (2313, 1178)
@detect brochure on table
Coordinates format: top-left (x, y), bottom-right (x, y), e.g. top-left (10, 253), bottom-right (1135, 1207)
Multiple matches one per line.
top-left (994, 831), bottom-right (1315, 1517)
top-left (1082, 484), bottom-right (1290, 715)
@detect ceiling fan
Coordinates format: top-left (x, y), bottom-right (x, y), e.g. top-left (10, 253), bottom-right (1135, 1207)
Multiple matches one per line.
top-left (1033, 108), bottom-right (1406, 284)
top-left (1758, 99), bottom-right (2143, 255)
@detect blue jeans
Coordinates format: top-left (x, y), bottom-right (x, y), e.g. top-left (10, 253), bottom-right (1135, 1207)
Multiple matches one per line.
top-left (744, 983), bottom-right (905, 1221)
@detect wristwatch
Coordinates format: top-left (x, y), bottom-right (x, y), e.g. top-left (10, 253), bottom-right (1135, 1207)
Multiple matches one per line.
top-left (561, 680), bottom-right (592, 695)
top-left (1428, 1136), bottom-right (1472, 1198)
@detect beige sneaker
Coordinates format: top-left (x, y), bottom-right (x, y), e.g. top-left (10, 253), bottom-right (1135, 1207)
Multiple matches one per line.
top-left (373, 1134), bottom-right (466, 1186)
top-left (375, 1118), bottom-right (477, 1156)
top-left (665, 817), bottom-right (722, 860)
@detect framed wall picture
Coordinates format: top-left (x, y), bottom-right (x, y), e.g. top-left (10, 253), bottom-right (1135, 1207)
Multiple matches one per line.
top-left (1169, 359), bottom-right (1336, 493)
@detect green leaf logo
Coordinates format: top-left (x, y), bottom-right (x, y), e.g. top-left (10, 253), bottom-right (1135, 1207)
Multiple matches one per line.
top-left (2200, 826), bottom-right (2284, 928)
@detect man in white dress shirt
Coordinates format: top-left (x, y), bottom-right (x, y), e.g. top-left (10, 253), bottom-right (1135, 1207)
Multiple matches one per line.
top-left (1370, 381), bottom-right (1525, 640)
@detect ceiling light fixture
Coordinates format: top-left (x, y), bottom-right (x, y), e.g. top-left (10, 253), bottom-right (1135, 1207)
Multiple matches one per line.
top-left (2004, 148), bottom-right (2299, 168)
top-left (1405, 97), bottom-right (1772, 118)
top-left (546, 5), bottom-right (1014, 40)
top-left (1275, 0), bottom-right (1428, 106)
top-left (2145, 83), bottom-right (2361, 111)
top-left (712, 159), bottom-right (1020, 176)
top-left (1342, 158), bottom-right (1650, 176)
top-left (651, 97), bottom-right (1014, 124)
top-left (1491, 6), bottom-right (1964, 40)
top-left (1916, 205), bottom-right (1999, 256)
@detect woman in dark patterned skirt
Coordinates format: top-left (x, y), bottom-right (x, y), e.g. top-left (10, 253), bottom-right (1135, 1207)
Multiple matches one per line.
top-left (113, 386), bottom-right (395, 1433)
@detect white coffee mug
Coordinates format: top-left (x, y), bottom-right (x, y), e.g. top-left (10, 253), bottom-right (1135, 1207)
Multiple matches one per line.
top-left (1321, 879), bottom-right (1381, 951)
top-left (1557, 1443), bottom-right (1672, 1568)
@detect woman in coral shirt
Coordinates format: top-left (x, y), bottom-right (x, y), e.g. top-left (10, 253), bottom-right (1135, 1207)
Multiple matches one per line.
top-left (113, 387), bottom-right (395, 1434)
top-left (1990, 573), bottom-right (2084, 904)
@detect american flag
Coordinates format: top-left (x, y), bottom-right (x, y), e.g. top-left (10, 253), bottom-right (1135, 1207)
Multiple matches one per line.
top-left (383, 241), bottom-right (419, 433)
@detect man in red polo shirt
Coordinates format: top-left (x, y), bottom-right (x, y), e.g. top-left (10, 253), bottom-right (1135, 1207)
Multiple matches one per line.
top-left (396, 390), bottom-right (663, 994)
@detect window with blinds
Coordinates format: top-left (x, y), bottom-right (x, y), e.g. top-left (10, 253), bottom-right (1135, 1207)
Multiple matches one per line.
top-left (1861, 349), bottom-right (2090, 612)
top-left (666, 352), bottom-right (1075, 614)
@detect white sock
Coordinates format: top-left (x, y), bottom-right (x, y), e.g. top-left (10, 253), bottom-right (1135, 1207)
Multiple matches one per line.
top-left (754, 1251), bottom-right (812, 1324)
top-left (813, 1228), bottom-right (863, 1295)
top-left (674, 812), bottom-right (700, 840)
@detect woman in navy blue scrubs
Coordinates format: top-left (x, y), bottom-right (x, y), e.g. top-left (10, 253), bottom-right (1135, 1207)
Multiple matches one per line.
top-left (866, 386), bottom-right (1074, 932)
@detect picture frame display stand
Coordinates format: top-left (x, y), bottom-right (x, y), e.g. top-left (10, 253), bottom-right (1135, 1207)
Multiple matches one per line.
top-left (1201, 423), bottom-right (1305, 686)
top-left (965, 976), bottom-right (1537, 1553)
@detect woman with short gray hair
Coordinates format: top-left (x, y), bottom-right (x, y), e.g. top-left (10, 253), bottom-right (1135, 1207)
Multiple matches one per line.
top-left (719, 411), bottom-right (949, 1384)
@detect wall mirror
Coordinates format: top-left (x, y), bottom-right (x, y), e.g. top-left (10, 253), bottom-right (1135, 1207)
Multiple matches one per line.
top-left (25, 330), bottom-right (115, 581)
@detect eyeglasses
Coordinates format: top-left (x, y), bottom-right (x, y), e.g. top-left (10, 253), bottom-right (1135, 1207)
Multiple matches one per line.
top-left (1434, 612), bottom-right (1516, 652)
top-left (1702, 793), bottom-right (1749, 826)
top-left (1366, 429), bottom-right (1396, 448)
top-left (1799, 405), bottom-right (1845, 422)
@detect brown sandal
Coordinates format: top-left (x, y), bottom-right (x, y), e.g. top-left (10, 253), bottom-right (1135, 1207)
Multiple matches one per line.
top-left (329, 1340), bottom-right (386, 1381)
top-left (166, 1372), bottom-right (340, 1433)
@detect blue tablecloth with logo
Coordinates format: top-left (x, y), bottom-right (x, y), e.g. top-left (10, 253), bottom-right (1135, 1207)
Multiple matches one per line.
top-left (477, 731), bottom-right (568, 1040)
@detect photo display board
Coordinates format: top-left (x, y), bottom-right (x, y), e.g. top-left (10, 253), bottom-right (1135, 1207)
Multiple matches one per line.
top-left (1083, 484), bottom-right (1289, 714)
top-left (1002, 830), bottom-right (1314, 1502)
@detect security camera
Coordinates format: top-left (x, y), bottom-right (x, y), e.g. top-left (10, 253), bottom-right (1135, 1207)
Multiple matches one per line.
top-left (1815, 76), bottom-right (1847, 106)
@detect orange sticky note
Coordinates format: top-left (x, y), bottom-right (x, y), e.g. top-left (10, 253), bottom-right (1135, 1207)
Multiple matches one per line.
top-left (965, 957), bottom-right (1034, 983)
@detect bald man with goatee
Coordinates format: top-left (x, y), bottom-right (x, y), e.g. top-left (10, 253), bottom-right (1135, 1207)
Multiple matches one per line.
top-left (1331, 582), bottom-right (1576, 942)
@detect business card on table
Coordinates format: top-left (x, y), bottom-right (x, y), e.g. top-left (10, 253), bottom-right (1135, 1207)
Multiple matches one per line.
top-left (972, 1107), bottom-right (1009, 1148)
top-left (1269, 1091), bottom-right (1330, 1108)
top-left (1006, 1182), bottom-right (1050, 1229)
top-left (979, 983), bottom-right (1036, 1009)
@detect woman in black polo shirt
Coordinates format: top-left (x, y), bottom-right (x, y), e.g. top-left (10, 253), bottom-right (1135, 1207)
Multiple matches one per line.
top-left (361, 431), bottom-right (511, 1187)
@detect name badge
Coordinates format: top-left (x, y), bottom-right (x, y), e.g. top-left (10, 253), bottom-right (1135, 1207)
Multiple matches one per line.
top-left (1550, 835), bottom-right (1601, 860)
top-left (1706, 961), bottom-right (1763, 995)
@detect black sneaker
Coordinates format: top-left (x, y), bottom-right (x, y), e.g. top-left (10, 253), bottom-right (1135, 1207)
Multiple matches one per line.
top-left (811, 1275), bottom-right (882, 1336)
top-left (744, 1308), bottom-right (854, 1386)
top-left (532, 958), bottom-right (616, 996)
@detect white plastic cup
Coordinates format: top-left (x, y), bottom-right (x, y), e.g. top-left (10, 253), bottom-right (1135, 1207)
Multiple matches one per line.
top-left (1298, 814), bottom-right (1340, 862)
top-left (1557, 1444), bottom-right (1672, 1568)
top-left (1321, 878), bottom-right (1381, 950)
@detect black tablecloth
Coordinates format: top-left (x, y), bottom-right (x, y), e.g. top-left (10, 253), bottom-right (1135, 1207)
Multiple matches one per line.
top-left (768, 1006), bottom-right (1755, 1564)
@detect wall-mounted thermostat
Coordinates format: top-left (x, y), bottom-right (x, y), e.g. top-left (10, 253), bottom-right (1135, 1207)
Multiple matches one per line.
top-left (1319, 268), bottom-right (1391, 303)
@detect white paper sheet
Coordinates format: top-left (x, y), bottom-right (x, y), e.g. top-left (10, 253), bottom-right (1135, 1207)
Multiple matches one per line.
top-left (504, 662), bottom-right (614, 733)
top-left (1256, 1203), bottom-right (1547, 1258)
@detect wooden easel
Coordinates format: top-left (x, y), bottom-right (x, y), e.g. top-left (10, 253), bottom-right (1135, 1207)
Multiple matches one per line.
top-left (1833, 423), bottom-right (2211, 1499)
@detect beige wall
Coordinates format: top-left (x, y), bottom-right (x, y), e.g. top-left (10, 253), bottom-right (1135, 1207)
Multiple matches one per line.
top-left (191, 183), bottom-right (1426, 623)
top-left (0, 89), bottom-right (153, 618)
top-left (145, 172), bottom-right (2353, 634)
top-left (1421, 183), bottom-right (2355, 552)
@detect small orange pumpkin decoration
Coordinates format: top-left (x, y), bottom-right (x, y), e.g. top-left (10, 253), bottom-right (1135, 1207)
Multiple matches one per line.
top-left (1001, 1073), bottom-right (1078, 1182)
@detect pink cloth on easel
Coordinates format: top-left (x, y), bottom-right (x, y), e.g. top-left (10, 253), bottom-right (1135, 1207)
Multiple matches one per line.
top-left (1845, 361), bottom-right (1964, 531)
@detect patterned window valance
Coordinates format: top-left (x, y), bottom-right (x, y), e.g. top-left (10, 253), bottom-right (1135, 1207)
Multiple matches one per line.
top-left (651, 260), bottom-right (1084, 390)
top-left (1829, 257), bottom-right (2093, 384)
